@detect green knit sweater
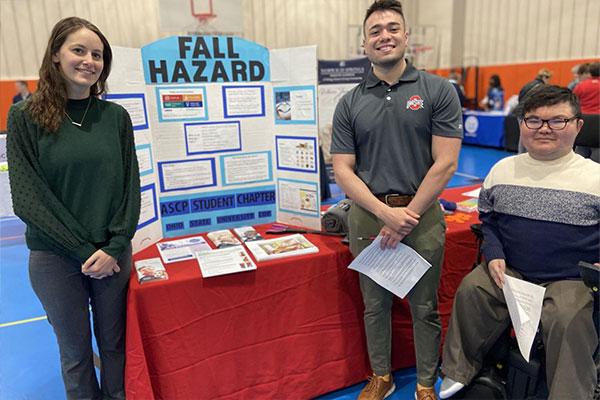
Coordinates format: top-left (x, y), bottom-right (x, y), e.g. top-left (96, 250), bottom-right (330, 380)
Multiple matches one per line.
top-left (7, 97), bottom-right (141, 262)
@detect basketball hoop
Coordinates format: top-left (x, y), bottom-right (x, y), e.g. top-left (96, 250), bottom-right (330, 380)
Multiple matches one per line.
top-left (190, 0), bottom-right (217, 31)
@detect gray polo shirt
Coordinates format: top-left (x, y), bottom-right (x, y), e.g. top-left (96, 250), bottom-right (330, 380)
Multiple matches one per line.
top-left (330, 63), bottom-right (463, 195)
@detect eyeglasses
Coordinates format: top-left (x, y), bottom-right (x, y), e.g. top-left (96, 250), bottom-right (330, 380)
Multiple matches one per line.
top-left (522, 116), bottom-right (579, 130)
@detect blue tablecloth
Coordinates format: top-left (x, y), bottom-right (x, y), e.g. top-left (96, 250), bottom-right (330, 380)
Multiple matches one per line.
top-left (462, 110), bottom-right (505, 148)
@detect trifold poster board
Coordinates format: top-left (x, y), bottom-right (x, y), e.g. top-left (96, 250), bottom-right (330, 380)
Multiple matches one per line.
top-left (106, 37), bottom-right (320, 252)
top-left (317, 58), bottom-right (370, 165)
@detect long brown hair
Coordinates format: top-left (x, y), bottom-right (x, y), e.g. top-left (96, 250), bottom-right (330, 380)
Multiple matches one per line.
top-left (25, 17), bottom-right (112, 133)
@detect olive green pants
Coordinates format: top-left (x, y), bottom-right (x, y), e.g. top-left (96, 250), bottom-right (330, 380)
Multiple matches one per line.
top-left (349, 202), bottom-right (446, 387)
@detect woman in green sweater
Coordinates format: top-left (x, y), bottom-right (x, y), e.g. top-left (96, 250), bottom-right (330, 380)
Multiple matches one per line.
top-left (6, 17), bottom-right (140, 399)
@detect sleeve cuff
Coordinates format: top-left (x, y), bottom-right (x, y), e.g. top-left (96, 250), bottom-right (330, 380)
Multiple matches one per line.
top-left (483, 246), bottom-right (505, 263)
top-left (101, 235), bottom-right (130, 260)
top-left (74, 242), bottom-right (98, 263)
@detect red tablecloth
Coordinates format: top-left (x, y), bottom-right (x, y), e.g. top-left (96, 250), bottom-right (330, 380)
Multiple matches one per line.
top-left (125, 186), bottom-right (480, 399)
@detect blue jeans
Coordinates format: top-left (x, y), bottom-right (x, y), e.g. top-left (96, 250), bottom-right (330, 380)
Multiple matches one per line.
top-left (29, 247), bottom-right (131, 400)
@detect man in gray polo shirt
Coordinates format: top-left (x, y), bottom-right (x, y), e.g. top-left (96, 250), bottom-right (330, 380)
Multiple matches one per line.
top-left (331, 1), bottom-right (463, 399)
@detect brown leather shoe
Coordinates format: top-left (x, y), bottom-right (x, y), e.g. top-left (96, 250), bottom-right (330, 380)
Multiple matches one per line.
top-left (415, 386), bottom-right (437, 400)
top-left (358, 374), bottom-right (396, 400)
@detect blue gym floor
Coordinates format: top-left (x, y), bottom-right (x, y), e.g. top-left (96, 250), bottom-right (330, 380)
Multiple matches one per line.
top-left (0, 144), bottom-right (513, 400)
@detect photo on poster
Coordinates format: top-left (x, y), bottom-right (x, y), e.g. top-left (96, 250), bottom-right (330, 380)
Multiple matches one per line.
top-left (156, 86), bottom-right (208, 122)
top-left (277, 178), bottom-right (319, 217)
top-left (104, 93), bottom-right (149, 130)
top-left (274, 86), bottom-right (316, 124)
top-left (275, 135), bottom-right (317, 173)
top-left (184, 121), bottom-right (242, 155)
top-left (158, 158), bottom-right (216, 192)
top-left (220, 151), bottom-right (273, 186)
top-left (138, 184), bottom-right (159, 230)
top-left (136, 144), bottom-right (154, 177)
top-left (222, 85), bottom-right (265, 118)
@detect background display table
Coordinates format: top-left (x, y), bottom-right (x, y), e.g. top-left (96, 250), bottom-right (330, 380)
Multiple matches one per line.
top-left (125, 186), bottom-right (480, 399)
top-left (462, 110), bottom-right (506, 148)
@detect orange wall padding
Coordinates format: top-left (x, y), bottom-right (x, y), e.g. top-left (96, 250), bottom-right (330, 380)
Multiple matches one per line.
top-left (429, 58), bottom-right (598, 108)
top-left (0, 79), bottom-right (38, 131)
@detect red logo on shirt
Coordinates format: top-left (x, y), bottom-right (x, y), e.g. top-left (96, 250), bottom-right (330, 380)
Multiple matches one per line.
top-left (406, 95), bottom-right (424, 110)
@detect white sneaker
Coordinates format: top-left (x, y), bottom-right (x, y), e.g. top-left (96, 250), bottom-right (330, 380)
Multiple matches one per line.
top-left (439, 377), bottom-right (465, 399)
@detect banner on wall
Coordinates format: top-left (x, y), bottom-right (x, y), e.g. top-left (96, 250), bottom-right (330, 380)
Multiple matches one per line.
top-left (317, 58), bottom-right (370, 164)
top-left (106, 36), bottom-right (321, 241)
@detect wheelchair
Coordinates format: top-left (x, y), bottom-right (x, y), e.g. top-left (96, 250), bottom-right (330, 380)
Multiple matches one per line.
top-left (447, 224), bottom-right (600, 400)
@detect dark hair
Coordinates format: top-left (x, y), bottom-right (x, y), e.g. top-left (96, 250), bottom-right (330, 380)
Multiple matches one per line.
top-left (516, 85), bottom-right (581, 119)
top-left (363, 0), bottom-right (405, 31)
top-left (24, 17), bottom-right (112, 133)
top-left (588, 62), bottom-right (600, 77)
top-left (16, 80), bottom-right (28, 87)
top-left (489, 74), bottom-right (502, 89)
top-left (577, 63), bottom-right (590, 75)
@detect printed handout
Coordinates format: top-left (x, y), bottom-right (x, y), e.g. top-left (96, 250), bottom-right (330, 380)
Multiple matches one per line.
top-left (196, 246), bottom-right (257, 278)
top-left (503, 275), bottom-right (546, 362)
top-left (156, 236), bottom-right (212, 263)
top-left (245, 233), bottom-right (318, 261)
top-left (135, 258), bottom-right (169, 284)
top-left (348, 236), bottom-right (431, 298)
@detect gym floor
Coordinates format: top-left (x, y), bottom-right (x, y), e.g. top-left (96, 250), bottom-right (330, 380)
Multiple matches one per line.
top-left (0, 144), bottom-right (512, 400)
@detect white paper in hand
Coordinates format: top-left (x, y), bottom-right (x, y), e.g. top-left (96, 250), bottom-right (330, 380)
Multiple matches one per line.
top-left (348, 236), bottom-right (431, 298)
top-left (503, 275), bottom-right (546, 362)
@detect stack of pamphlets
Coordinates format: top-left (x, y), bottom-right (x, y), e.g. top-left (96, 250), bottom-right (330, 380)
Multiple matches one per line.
top-left (244, 233), bottom-right (318, 261)
top-left (233, 226), bottom-right (263, 242)
top-left (156, 236), bottom-right (212, 263)
top-left (134, 258), bottom-right (168, 284)
top-left (206, 229), bottom-right (242, 248)
top-left (196, 246), bottom-right (257, 278)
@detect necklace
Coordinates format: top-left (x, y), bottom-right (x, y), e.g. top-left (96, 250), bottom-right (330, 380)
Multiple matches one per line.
top-left (65, 97), bottom-right (92, 127)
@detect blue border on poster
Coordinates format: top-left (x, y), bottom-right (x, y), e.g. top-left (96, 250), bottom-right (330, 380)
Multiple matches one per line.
top-left (155, 85), bottom-right (208, 123)
top-left (138, 183), bottom-right (159, 230)
top-left (273, 85), bottom-right (317, 125)
top-left (220, 151), bottom-right (273, 186)
top-left (184, 121), bottom-right (242, 155)
top-left (103, 93), bottom-right (150, 131)
top-left (275, 135), bottom-right (318, 173)
top-left (158, 158), bottom-right (217, 192)
top-left (222, 85), bottom-right (266, 118)
top-left (277, 178), bottom-right (320, 217)
top-left (135, 144), bottom-right (154, 177)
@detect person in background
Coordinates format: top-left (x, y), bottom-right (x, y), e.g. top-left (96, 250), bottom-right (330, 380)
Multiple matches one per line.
top-left (567, 63), bottom-right (581, 90)
top-left (572, 63), bottom-right (591, 90)
top-left (448, 71), bottom-right (466, 107)
top-left (573, 62), bottom-right (600, 162)
top-left (331, 1), bottom-right (463, 399)
top-left (12, 80), bottom-right (31, 103)
top-left (518, 68), bottom-right (552, 102)
top-left (439, 85), bottom-right (599, 400)
top-left (480, 74), bottom-right (504, 111)
top-left (6, 17), bottom-right (140, 400)
top-left (573, 62), bottom-right (600, 115)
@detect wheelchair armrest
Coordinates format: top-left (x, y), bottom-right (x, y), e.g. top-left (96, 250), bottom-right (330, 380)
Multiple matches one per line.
top-left (579, 261), bottom-right (599, 292)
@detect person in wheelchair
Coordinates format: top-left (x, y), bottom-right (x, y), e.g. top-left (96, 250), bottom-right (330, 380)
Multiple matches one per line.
top-left (439, 85), bottom-right (600, 400)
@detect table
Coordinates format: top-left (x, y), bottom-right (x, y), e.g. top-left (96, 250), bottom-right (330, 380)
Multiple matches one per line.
top-left (462, 110), bottom-right (505, 148)
top-left (125, 186), bottom-right (480, 399)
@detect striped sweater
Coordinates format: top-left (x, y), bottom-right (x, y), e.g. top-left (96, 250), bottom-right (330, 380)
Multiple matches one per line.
top-left (478, 151), bottom-right (599, 282)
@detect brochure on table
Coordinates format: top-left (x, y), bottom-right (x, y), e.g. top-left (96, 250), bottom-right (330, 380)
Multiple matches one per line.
top-left (106, 37), bottom-right (321, 254)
